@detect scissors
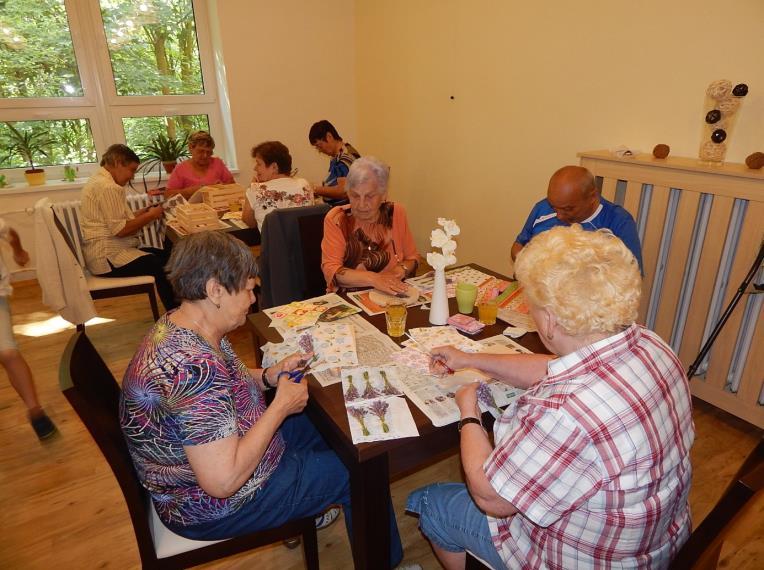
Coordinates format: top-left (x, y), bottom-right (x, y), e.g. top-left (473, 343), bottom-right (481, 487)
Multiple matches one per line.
top-left (278, 354), bottom-right (318, 384)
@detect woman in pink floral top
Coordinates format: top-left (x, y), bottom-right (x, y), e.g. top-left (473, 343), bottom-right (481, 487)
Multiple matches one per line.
top-left (166, 131), bottom-right (234, 199)
top-left (242, 141), bottom-right (314, 230)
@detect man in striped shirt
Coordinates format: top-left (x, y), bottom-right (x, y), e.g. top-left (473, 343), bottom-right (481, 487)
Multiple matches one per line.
top-left (308, 120), bottom-right (361, 207)
top-left (80, 144), bottom-right (178, 311)
top-left (409, 225), bottom-right (693, 569)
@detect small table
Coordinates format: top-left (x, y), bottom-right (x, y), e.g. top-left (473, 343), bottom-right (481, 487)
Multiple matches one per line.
top-left (247, 265), bottom-right (546, 569)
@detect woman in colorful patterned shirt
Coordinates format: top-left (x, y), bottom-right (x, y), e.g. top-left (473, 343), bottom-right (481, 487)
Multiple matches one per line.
top-left (242, 140), bottom-right (313, 230)
top-left (120, 232), bottom-right (405, 564)
top-left (409, 225), bottom-right (694, 569)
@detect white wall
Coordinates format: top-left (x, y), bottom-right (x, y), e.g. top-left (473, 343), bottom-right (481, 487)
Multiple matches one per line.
top-left (355, 0), bottom-right (764, 273)
top-left (212, 0), bottom-right (357, 188)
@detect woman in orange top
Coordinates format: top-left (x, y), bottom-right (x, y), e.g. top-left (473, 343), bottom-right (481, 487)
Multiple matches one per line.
top-left (321, 156), bottom-right (419, 295)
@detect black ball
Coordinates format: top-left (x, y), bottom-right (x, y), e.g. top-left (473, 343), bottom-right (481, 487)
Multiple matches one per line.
top-left (732, 83), bottom-right (748, 97)
top-left (705, 109), bottom-right (721, 124)
top-left (711, 129), bottom-right (727, 143)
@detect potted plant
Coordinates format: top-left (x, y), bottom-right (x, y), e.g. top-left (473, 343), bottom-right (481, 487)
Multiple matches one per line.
top-left (139, 132), bottom-right (190, 174)
top-left (3, 122), bottom-right (53, 186)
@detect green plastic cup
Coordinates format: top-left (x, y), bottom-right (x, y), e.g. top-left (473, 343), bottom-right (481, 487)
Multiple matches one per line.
top-left (455, 282), bottom-right (478, 314)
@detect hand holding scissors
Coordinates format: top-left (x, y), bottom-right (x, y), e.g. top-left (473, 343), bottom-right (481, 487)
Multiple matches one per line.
top-left (278, 354), bottom-right (319, 383)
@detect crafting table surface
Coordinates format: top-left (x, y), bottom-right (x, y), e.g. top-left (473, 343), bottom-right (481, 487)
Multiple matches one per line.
top-left (248, 264), bottom-right (548, 475)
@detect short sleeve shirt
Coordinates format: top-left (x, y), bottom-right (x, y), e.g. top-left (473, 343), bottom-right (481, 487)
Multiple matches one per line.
top-left (80, 167), bottom-right (147, 274)
top-left (245, 176), bottom-right (314, 228)
top-left (322, 142), bottom-right (360, 207)
top-left (516, 197), bottom-right (643, 272)
top-left (120, 314), bottom-right (285, 527)
top-left (485, 324), bottom-right (694, 569)
top-left (166, 157), bottom-right (235, 190)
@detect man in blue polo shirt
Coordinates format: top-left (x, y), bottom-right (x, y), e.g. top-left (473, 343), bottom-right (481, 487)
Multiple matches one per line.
top-left (308, 120), bottom-right (361, 207)
top-left (511, 166), bottom-right (643, 272)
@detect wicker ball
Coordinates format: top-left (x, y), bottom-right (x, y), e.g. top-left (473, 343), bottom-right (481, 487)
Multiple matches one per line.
top-left (718, 98), bottom-right (741, 115)
top-left (745, 152), bottom-right (764, 169)
top-left (700, 141), bottom-right (726, 162)
top-left (707, 79), bottom-right (732, 100)
top-left (652, 144), bottom-right (670, 159)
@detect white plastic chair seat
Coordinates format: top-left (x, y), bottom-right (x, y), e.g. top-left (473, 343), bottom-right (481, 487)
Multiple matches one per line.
top-left (85, 272), bottom-right (155, 292)
top-left (148, 501), bottom-right (226, 559)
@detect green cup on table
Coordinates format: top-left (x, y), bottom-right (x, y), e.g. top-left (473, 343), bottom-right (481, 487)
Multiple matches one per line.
top-left (455, 282), bottom-right (478, 314)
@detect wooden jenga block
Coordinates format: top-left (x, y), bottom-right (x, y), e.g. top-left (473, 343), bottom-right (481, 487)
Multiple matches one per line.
top-left (199, 183), bottom-right (246, 210)
top-left (175, 203), bottom-right (220, 234)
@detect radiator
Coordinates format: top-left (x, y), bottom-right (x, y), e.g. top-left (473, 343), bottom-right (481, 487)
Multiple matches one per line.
top-left (579, 150), bottom-right (764, 427)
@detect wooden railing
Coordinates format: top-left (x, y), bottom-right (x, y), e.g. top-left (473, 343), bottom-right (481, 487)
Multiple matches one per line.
top-left (579, 150), bottom-right (764, 428)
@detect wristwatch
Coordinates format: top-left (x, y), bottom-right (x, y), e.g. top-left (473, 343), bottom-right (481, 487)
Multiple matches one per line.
top-left (458, 417), bottom-right (482, 432)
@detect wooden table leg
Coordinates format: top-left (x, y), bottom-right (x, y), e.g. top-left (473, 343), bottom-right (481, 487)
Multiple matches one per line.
top-left (350, 452), bottom-right (391, 569)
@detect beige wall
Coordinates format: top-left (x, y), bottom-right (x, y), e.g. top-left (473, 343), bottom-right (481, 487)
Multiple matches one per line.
top-left (212, 0), bottom-right (357, 187)
top-left (355, 0), bottom-right (764, 272)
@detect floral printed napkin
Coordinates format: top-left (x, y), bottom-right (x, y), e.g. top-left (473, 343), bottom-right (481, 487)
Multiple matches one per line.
top-left (342, 366), bottom-right (418, 444)
top-left (309, 323), bottom-right (358, 373)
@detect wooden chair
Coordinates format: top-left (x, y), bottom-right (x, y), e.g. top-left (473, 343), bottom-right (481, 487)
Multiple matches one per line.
top-left (297, 211), bottom-right (329, 299)
top-left (670, 437), bottom-right (764, 569)
top-left (258, 204), bottom-right (330, 308)
top-left (52, 201), bottom-right (160, 326)
top-left (59, 331), bottom-right (320, 569)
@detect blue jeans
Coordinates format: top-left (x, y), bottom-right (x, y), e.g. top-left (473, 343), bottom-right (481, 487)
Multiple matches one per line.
top-left (407, 482), bottom-right (505, 569)
top-left (169, 413), bottom-right (404, 566)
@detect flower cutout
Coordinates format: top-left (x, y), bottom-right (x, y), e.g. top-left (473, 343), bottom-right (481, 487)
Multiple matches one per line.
top-left (428, 218), bottom-right (460, 270)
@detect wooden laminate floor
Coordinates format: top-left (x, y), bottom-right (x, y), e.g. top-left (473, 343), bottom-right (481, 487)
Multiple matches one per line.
top-left (0, 281), bottom-right (761, 569)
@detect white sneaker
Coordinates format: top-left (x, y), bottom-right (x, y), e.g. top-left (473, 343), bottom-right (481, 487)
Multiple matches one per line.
top-left (315, 506), bottom-right (341, 530)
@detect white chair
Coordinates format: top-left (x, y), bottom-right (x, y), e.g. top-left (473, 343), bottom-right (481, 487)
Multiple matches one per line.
top-left (51, 200), bottom-right (160, 326)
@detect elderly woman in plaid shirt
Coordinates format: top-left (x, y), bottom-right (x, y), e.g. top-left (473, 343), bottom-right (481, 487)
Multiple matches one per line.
top-left (409, 224), bottom-right (694, 569)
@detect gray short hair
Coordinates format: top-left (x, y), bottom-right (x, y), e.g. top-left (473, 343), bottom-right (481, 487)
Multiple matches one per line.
top-left (346, 156), bottom-right (390, 194)
top-left (167, 232), bottom-right (258, 301)
top-left (100, 144), bottom-right (139, 167)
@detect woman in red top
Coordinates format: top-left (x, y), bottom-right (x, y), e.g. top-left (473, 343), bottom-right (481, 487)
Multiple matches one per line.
top-left (320, 156), bottom-right (419, 295)
top-left (166, 131), bottom-right (234, 199)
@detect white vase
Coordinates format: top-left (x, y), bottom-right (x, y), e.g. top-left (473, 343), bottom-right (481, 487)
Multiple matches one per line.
top-left (429, 267), bottom-right (449, 325)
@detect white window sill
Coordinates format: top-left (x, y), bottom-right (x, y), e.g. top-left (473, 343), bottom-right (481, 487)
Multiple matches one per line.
top-left (0, 169), bottom-right (241, 195)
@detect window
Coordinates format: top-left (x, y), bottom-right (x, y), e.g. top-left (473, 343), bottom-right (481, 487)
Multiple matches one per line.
top-left (0, 0), bottom-right (228, 182)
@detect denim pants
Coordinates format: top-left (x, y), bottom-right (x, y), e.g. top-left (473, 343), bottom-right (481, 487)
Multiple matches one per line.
top-left (407, 482), bottom-right (505, 569)
top-left (169, 412), bottom-right (404, 566)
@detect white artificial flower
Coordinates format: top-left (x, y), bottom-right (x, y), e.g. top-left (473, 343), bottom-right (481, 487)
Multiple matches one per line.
top-left (446, 253), bottom-right (457, 266)
top-left (441, 239), bottom-right (457, 255)
top-left (442, 219), bottom-right (460, 237)
top-left (430, 228), bottom-right (449, 248)
top-left (427, 251), bottom-right (446, 269)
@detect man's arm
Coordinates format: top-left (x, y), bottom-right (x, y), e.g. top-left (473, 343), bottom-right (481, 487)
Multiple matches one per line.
top-left (116, 205), bottom-right (163, 237)
top-left (313, 177), bottom-right (347, 200)
top-left (511, 241), bottom-right (524, 261)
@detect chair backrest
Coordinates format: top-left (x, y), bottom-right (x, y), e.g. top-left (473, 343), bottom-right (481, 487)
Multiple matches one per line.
top-left (59, 332), bottom-right (158, 565)
top-left (126, 192), bottom-right (166, 249)
top-left (52, 201), bottom-right (87, 266)
top-left (670, 438), bottom-right (764, 569)
top-left (52, 196), bottom-right (166, 261)
top-left (259, 204), bottom-right (331, 308)
top-left (298, 212), bottom-right (328, 299)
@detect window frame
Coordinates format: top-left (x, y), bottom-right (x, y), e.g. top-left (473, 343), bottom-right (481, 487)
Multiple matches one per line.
top-left (0, 0), bottom-right (229, 183)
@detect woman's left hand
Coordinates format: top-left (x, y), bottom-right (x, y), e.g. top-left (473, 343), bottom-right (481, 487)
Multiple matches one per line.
top-left (455, 382), bottom-right (481, 419)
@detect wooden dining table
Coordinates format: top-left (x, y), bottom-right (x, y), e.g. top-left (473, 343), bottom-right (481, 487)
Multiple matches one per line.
top-left (247, 264), bottom-right (547, 569)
